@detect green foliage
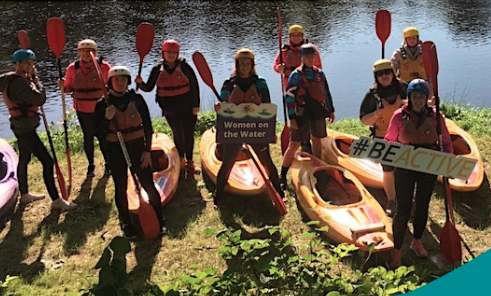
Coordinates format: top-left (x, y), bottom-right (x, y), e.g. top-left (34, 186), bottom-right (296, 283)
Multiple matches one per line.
top-left (80, 236), bottom-right (133, 296)
top-left (0, 276), bottom-right (19, 296)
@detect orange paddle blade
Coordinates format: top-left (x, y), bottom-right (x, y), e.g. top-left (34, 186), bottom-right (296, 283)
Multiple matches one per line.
top-left (440, 221), bottom-right (462, 265)
top-left (128, 177), bottom-right (161, 240)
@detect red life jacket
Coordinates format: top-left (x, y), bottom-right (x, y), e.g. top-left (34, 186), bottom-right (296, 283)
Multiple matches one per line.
top-left (156, 63), bottom-right (190, 97)
top-left (1, 72), bottom-right (39, 118)
top-left (105, 101), bottom-right (144, 143)
top-left (282, 42), bottom-right (302, 78)
top-left (71, 60), bottom-right (105, 113)
top-left (398, 108), bottom-right (438, 149)
top-left (227, 82), bottom-right (261, 105)
top-left (294, 66), bottom-right (326, 104)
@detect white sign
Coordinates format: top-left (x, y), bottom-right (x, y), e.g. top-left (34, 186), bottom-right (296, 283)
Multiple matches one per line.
top-left (348, 136), bottom-right (477, 180)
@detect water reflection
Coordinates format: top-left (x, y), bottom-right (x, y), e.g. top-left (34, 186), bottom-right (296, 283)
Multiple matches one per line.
top-left (1, 0), bottom-right (490, 139)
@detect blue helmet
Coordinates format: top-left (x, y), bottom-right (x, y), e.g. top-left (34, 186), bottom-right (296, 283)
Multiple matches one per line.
top-left (11, 49), bottom-right (36, 63)
top-left (407, 79), bottom-right (430, 97)
top-left (300, 43), bottom-right (316, 56)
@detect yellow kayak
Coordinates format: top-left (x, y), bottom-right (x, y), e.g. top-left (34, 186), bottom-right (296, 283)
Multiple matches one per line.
top-left (291, 152), bottom-right (393, 252)
top-left (321, 129), bottom-right (384, 188)
top-left (440, 118), bottom-right (484, 192)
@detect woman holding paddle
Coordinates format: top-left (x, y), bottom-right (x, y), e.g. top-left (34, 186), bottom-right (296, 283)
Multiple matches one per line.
top-left (359, 59), bottom-right (407, 217)
top-left (58, 39), bottom-right (111, 177)
top-left (135, 39), bottom-right (200, 174)
top-left (213, 48), bottom-right (284, 208)
top-left (94, 66), bottom-right (165, 239)
top-left (384, 79), bottom-right (453, 268)
top-left (0, 49), bottom-right (77, 210)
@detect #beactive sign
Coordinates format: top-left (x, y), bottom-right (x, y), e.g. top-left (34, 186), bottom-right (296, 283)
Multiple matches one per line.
top-left (216, 103), bottom-right (277, 144)
top-left (348, 136), bottom-right (477, 180)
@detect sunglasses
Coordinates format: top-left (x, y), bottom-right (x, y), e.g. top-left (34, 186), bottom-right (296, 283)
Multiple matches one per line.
top-left (376, 69), bottom-right (393, 77)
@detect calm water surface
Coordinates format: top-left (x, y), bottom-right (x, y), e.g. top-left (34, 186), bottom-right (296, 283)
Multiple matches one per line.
top-left (1, 0), bottom-right (490, 139)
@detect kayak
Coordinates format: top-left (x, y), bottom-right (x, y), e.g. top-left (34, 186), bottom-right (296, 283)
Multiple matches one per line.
top-left (291, 152), bottom-right (393, 252)
top-left (127, 133), bottom-right (180, 212)
top-left (200, 128), bottom-right (266, 195)
top-left (321, 129), bottom-right (384, 188)
top-left (440, 118), bottom-right (484, 192)
top-left (0, 138), bottom-right (19, 231)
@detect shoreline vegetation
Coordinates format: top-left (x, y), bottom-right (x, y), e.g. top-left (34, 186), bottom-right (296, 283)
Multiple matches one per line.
top-left (0, 103), bottom-right (490, 295)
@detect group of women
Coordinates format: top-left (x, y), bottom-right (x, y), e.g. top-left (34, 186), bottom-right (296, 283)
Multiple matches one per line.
top-left (0, 23), bottom-right (453, 268)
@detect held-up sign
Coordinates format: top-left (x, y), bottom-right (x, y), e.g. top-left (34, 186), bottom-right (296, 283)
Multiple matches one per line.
top-left (348, 136), bottom-right (477, 180)
top-left (216, 103), bottom-right (277, 144)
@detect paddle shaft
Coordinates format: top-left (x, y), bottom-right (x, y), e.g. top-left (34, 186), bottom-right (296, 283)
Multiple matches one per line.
top-left (277, 7), bottom-right (288, 123)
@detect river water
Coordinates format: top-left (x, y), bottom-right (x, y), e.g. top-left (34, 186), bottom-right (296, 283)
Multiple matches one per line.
top-left (1, 0), bottom-right (490, 139)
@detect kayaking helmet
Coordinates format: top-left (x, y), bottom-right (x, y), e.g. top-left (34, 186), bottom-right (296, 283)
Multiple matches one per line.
top-left (288, 24), bottom-right (304, 34)
top-left (161, 39), bottom-right (180, 53)
top-left (234, 48), bottom-right (255, 62)
top-left (407, 79), bottom-right (430, 97)
top-left (11, 49), bottom-right (36, 63)
top-left (300, 43), bottom-right (316, 56)
top-left (107, 66), bottom-right (131, 89)
top-left (77, 39), bottom-right (97, 51)
top-left (373, 59), bottom-right (394, 73)
top-left (403, 27), bottom-right (419, 39)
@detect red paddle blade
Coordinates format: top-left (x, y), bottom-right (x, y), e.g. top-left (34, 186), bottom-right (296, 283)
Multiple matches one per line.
top-left (90, 52), bottom-right (108, 99)
top-left (280, 124), bottom-right (290, 155)
top-left (277, 7), bottom-right (282, 46)
top-left (46, 17), bottom-right (66, 59)
top-left (54, 156), bottom-right (69, 200)
top-left (375, 9), bottom-right (391, 45)
top-left (192, 51), bottom-right (221, 100)
top-left (17, 30), bottom-right (31, 49)
top-left (440, 221), bottom-right (462, 265)
top-left (422, 41), bottom-right (439, 98)
top-left (136, 22), bottom-right (155, 62)
top-left (129, 177), bottom-right (161, 240)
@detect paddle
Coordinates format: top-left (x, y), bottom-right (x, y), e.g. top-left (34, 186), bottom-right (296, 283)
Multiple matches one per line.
top-left (135, 22), bottom-right (155, 90)
top-left (90, 52), bottom-right (160, 240)
top-left (46, 17), bottom-right (72, 187)
top-left (17, 29), bottom-right (69, 201)
top-left (422, 41), bottom-right (462, 265)
top-left (191, 51), bottom-right (287, 215)
top-left (375, 9), bottom-right (391, 59)
top-left (277, 7), bottom-right (290, 155)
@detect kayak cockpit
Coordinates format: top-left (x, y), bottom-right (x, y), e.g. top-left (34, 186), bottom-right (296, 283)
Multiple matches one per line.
top-left (313, 169), bottom-right (361, 206)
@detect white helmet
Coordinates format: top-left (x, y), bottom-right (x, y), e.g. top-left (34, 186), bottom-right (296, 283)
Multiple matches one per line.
top-left (107, 66), bottom-right (131, 89)
top-left (77, 39), bottom-right (97, 51)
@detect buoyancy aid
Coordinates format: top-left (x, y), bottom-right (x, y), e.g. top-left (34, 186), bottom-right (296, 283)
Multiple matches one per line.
top-left (1, 72), bottom-right (39, 118)
top-left (105, 101), bottom-right (144, 143)
top-left (156, 63), bottom-right (190, 97)
top-left (398, 108), bottom-right (438, 149)
top-left (294, 66), bottom-right (326, 104)
top-left (71, 60), bottom-right (104, 113)
top-left (398, 46), bottom-right (428, 83)
top-left (370, 89), bottom-right (405, 138)
top-left (227, 81), bottom-right (261, 105)
top-left (282, 43), bottom-right (302, 78)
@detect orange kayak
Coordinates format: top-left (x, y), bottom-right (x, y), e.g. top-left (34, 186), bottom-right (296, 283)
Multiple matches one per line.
top-left (321, 129), bottom-right (384, 188)
top-left (127, 133), bottom-right (180, 212)
top-left (291, 152), bottom-right (393, 252)
top-left (439, 118), bottom-right (484, 192)
top-left (200, 128), bottom-right (266, 195)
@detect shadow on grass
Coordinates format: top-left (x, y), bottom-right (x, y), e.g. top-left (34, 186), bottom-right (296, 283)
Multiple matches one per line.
top-left (131, 236), bottom-right (163, 294)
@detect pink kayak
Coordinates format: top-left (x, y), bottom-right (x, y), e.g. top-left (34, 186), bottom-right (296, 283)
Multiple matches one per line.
top-left (0, 138), bottom-right (19, 231)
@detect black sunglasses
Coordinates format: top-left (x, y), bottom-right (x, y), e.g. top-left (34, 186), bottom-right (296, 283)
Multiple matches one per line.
top-left (376, 69), bottom-right (393, 77)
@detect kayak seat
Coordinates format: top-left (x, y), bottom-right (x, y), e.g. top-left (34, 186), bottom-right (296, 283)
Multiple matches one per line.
top-left (451, 135), bottom-right (471, 155)
top-left (215, 144), bottom-right (250, 161)
top-left (335, 138), bottom-right (352, 155)
top-left (314, 170), bottom-right (361, 206)
top-left (151, 149), bottom-right (169, 172)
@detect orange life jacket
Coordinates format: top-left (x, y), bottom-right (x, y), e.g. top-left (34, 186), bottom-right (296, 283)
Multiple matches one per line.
top-left (398, 46), bottom-right (428, 83)
top-left (156, 63), bottom-right (190, 97)
top-left (227, 82), bottom-right (261, 105)
top-left (71, 61), bottom-right (104, 113)
top-left (398, 109), bottom-right (438, 149)
top-left (1, 72), bottom-right (39, 118)
top-left (294, 66), bottom-right (326, 104)
top-left (105, 102), bottom-right (144, 143)
top-left (370, 88), bottom-right (405, 137)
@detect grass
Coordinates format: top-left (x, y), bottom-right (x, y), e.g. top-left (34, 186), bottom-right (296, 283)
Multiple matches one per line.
top-left (0, 104), bottom-right (490, 295)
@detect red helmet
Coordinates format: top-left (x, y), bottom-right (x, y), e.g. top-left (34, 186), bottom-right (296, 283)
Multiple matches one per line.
top-left (161, 39), bottom-right (180, 53)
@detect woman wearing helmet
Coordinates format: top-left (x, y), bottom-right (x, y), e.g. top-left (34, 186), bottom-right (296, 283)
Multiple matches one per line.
top-left (212, 48), bottom-right (284, 208)
top-left (95, 66), bottom-right (165, 239)
top-left (359, 59), bottom-right (408, 217)
top-left (0, 49), bottom-right (77, 210)
top-left (390, 27), bottom-right (428, 84)
top-left (278, 43), bottom-right (336, 191)
top-left (59, 39), bottom-right (111, 177)
top-left (384, 79), bottom-right (453, 268)
top-left (135, 39), bottom-right (200, 174)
